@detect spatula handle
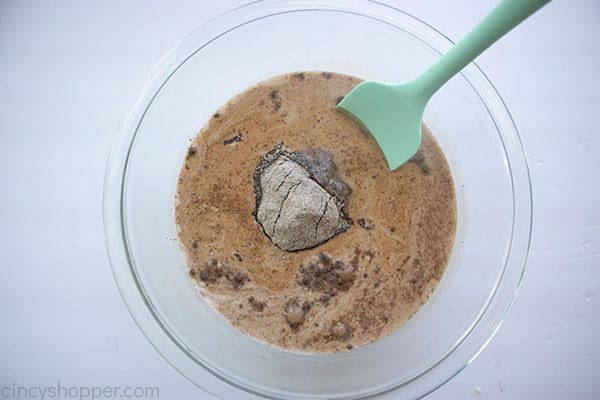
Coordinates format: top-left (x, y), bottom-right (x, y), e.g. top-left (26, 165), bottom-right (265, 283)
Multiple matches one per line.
top-left (412, 0), bottom-right (550, 100)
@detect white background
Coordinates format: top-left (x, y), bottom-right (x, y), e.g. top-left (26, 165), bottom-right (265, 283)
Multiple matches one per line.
top-left (1, 0), bottom-right (598, 399)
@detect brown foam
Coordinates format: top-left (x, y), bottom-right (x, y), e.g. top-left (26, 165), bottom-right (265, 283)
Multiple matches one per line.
top-left (176, 71), bottom-right (456, 352)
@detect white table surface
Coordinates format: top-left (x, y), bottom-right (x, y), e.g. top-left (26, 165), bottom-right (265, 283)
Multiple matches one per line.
top-left (1, 0), bottom-right (598, 399)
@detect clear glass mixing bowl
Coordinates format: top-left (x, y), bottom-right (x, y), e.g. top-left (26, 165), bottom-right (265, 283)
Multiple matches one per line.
top-left (103, 1), bottom-right (532, 399)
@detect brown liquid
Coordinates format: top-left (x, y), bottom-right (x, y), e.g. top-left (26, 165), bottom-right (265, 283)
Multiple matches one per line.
top-left (176, 72), bottom-right (456, 352)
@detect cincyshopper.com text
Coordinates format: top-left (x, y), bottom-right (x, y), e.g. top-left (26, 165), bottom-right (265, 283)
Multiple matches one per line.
top-left (0, 381), bottom-right (159, 400)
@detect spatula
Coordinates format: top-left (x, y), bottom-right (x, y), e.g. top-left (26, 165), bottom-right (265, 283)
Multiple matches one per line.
top-left (337, 0), bottom-right (550, 171)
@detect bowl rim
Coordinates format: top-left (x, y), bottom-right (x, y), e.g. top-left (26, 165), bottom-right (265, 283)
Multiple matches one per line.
top-left (103, 1), bottom-right (533, 399)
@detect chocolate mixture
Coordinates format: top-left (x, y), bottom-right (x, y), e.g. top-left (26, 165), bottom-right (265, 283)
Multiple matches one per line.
top-left (176, 71), bottom-right (456, 352)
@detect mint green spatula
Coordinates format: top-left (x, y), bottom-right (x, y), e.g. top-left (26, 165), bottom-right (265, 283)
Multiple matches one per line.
top-left (338, 0), bottom-right (550, 170)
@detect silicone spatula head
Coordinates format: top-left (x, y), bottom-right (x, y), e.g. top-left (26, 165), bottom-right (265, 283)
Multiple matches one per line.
top-left (337, 81), bottom-right (425, 171)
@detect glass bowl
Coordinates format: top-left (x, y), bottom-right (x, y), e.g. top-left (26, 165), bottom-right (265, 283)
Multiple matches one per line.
top-left (103, 1), bottom-right (532, 399)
